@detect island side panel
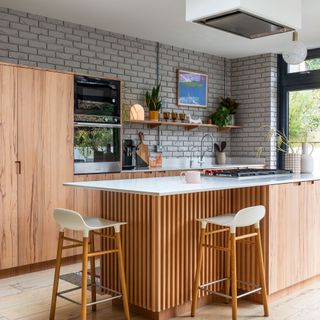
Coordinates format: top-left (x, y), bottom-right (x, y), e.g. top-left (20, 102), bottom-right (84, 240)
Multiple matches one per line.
top-left (101, 187), bottom-right (269, 317)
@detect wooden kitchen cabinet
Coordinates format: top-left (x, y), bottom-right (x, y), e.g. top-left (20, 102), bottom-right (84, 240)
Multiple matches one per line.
top-left (268, 182), bottom-right (302, 293)
top-left (0, 64), bottom-right (74, 269)
top-left (268, 181), bottom-right (320, 294)
top-left (17, 68), bottom-right (74, 265)
top-left (0, 65), bottom-right (18, 269)
top-left (301, 180), bottom-right (320, 279)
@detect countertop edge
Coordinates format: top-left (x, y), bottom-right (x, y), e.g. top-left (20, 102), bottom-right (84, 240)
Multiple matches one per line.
top-left (64, 174), bottom-right (320, 196)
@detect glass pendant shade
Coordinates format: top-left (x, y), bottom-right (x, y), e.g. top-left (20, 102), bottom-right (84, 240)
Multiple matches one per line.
top-left (282, 31), bottom-right (307, 65)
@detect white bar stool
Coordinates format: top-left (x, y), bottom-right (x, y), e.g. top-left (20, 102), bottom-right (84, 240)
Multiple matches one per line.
top-left (49, 208), bottom-right (130, 320)
top-left (191, 205), bottom-right (269, 320)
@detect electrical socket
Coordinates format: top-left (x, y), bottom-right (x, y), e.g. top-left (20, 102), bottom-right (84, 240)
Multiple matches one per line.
top-left (155, 145), bottom-right (163, 153)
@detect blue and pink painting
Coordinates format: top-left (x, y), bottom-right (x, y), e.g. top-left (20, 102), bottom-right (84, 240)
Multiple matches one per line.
top-left (177, 70), bottom-right (208, 107)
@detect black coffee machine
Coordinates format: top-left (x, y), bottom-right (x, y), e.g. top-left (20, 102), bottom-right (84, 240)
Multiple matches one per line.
top-left (122, 139), bottom-right (135, 170)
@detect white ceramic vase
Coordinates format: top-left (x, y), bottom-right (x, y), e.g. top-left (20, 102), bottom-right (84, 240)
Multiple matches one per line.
top-left (301, 142), bottom-right (314, 173)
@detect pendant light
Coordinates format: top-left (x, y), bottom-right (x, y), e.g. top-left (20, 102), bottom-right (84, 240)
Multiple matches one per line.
top-left (282, 31), bottom-right (307, 65)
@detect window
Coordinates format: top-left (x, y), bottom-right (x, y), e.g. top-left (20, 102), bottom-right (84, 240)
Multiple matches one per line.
top-left (278, 48), bottom-right (320, 170)
top-left (288, 57), bottom-right (320, 73)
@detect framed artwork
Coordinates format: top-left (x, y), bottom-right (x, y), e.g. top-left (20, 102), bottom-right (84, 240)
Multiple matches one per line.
top-left (177, 69), bottom-right (208, 108)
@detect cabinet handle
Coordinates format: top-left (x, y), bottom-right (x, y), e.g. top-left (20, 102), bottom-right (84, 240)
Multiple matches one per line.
top-left (15, 161), bottom-right (21, 175)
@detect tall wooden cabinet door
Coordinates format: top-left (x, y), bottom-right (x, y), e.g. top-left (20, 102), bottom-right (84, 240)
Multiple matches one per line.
top-left (17, 68), bottom-right (74, 265)
top-left (268, 182), bottom-right (304, 294)
top-left (0, 65), bottom-right (18, 269)
top-left (301, 180), bottom-right (320, 279)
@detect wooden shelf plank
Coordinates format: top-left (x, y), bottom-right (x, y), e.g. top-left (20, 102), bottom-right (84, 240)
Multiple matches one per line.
top-left (125, 120), bottom-right (241, 130)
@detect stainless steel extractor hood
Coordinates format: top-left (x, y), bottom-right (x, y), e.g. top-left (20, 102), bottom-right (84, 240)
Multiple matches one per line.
top-left (194, 9), bottom-right (294, 39)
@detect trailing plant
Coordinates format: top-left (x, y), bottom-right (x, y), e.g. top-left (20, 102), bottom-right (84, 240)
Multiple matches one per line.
top-left (211, 105), bottom-right (232, 128)
top-left (145, 84), bottom-right (162, 111)
top-left (219, 96), bottom-right (239, 114)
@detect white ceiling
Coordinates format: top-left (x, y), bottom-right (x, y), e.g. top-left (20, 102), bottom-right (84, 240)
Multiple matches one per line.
top-left (1, 0), bottom-right (319, 58)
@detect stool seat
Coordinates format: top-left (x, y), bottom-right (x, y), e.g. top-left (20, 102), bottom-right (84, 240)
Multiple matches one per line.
top-left (197, 205), bottom-right (265, 233)
top-left (82, 216), bottom-right (126, 231)
top-left (54, 208), bottom-right (126, 236)
top-left (199, 214), bottom-right (236, 228)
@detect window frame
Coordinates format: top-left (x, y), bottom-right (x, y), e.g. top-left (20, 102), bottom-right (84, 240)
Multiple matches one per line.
top-left (277, 48), bottom-right (320, 168)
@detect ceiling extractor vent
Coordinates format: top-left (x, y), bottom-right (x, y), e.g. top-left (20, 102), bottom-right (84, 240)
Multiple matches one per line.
top-left (186, 0), bottom-right (301, 39)
top-left (195, 9), bottom-right (293, 39)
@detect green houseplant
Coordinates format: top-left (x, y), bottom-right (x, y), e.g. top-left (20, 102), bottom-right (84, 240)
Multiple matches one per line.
top-left (145, 84), bottom-right (162, 121)
top-left (211, 105), bottom-right (232, 128)
top-left (219, 96), bottom-right (239, 125)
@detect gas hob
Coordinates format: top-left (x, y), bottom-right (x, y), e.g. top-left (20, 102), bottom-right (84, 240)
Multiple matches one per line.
top-left (205, 169), bottom-right (293, 178)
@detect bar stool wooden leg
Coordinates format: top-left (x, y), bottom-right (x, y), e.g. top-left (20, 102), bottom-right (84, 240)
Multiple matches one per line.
top-left (225, 231), bottom-right (231, 304)
top-left (49, 231), bottom-right (64, 320)
top-left (89, 231), bottom-right (97, 312)
top-left (115, 231), bottom-right (131, 320)
top-left (231, 233), bottom-right (237, 320)
top-left (191, 227), bottom-right (206, 317)
top-left (82, 237), bottom-right (89, 320)
top-left (256, 228), bottom-right (269, 317)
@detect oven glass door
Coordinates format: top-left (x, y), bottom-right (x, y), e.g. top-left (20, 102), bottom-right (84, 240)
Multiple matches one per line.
top-left (74, 76), bottom-right (120, 123)
top-left (74, 125), bottom-right (121, 174)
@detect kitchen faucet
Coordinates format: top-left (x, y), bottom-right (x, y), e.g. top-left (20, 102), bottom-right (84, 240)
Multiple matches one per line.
top-left (199, 134), bottom-right (214, 166)
top-left (189, 146), bottom-right (199, 168)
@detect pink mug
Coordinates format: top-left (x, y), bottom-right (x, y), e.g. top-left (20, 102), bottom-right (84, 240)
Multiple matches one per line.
top-left (180, 171), bottom-right (201, 184)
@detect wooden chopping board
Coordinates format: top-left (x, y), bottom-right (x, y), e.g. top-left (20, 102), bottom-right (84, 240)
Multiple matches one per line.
top-left (136, 132), bottom-right (149, 167)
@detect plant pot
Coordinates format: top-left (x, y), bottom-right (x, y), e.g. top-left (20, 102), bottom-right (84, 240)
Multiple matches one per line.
top-left (216, 152), bottom-right (226, 165)
top-left (149, 111), bottom-right (159, 121)
top-left (229, 114), bottom-right (235, 126)
top-left (284, 153), bottom-right (301, 174)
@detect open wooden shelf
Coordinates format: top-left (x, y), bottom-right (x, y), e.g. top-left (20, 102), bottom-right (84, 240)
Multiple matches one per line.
top-left (125, 120), bottom-right (241, 131)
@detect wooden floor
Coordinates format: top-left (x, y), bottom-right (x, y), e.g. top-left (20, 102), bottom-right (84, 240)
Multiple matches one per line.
top-left (0, 264), bottom-right (319, 320)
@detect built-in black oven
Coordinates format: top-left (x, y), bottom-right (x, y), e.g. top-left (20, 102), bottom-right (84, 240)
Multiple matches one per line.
top-left (74, 75), bottom-right (121, 174)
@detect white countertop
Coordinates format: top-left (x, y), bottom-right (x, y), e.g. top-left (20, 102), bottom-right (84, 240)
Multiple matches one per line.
top-left (123, 163), bottom-right (264, 173)
top-left (64, 174), bottom-right (320, 196)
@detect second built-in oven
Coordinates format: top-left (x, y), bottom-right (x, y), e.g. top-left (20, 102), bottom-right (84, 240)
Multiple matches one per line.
top-left (74, 75), bottom-right (121, 174)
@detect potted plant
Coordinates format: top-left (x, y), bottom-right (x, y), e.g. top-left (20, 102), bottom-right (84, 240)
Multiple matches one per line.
top-left (211, 105), bottom-right (232, 128)
top-left (219, 96), bottom-right (239, 125)
top-left (145, 84), bottom-right (162, 121)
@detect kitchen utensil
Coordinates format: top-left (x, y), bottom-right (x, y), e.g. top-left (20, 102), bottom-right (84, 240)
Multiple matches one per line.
top-left (214, 143), bottom-right (220, 152)
top-left (136, 132), bottom-right (149, 168)
top-left (220, 141), bottom-right (227, 152)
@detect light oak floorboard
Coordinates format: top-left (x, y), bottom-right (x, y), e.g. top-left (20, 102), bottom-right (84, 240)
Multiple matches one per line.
top-left (0, 264), bottom-right (319, 320)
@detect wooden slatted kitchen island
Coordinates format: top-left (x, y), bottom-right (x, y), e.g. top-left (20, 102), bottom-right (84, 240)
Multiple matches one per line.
top-left (65, 174), bottom-right (320, 319)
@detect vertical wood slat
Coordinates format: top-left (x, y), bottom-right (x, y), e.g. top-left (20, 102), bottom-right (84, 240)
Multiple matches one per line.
top-left (101, 187), bottom-right (268, 315)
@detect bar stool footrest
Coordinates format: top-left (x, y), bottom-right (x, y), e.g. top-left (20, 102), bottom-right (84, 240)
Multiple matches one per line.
top-left (199, 277), bottom-right (262, 300)
top-left (57, 283), bottom-right (123, 307)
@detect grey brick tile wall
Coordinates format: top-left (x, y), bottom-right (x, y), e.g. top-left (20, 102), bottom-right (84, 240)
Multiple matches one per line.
top-left (230, 53), bottom-right (278, 167)
top-left (0, 7), bottom-right (278, 164)
top-left (0, 7), bottom-right (234, 159)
